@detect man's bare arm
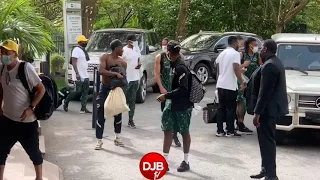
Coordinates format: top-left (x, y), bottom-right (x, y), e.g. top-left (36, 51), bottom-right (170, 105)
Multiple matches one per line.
top-left (99, 54), bottom-right (118, 77)
top-left (216, 63), bottom-right (219, 81)
top-left (233, 63), bottom-right (243, 84)
top-left (154, 54), bottom-right (165, 90)
top-left (71, 57), bottom-right (79, 75)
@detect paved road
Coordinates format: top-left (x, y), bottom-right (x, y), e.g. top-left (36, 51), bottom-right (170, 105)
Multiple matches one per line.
top-left (42, 83), bottom-right (320, 180)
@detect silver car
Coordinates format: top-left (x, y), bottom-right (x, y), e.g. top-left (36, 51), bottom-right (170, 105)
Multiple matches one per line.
top-left (67, 28), bottom-right (162, 103)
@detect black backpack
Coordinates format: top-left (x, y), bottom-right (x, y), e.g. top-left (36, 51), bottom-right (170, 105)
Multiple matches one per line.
top-left (1, 62), bottom-right (57, 120)
top-left (177, 63), bottom-right (206, 103)
top-left (70, 46), bottom-right (90, 64)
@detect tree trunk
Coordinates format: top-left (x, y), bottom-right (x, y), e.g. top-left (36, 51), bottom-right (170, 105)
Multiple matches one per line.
top-left (276, 23), bottom-right (284, 33)
top-left (175, 0), bottom-right (190, 40)
top-left (82, 0), bottom-right (99, 38)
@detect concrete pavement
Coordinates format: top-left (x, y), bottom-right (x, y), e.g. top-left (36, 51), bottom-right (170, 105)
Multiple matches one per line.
top-left (42, 84), bottom-right (320, 180)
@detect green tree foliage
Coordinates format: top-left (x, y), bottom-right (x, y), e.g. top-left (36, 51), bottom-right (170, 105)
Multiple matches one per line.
top-left (50, 53), bottom-right (65, 75)
top-left (0, 0), bottom-right (54, 58)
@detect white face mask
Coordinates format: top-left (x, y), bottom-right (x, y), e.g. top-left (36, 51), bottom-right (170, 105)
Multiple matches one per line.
top-left (252, 46), bottom-right (259, 53)
top-left (162, 46), bottom-right (167, 52)
top-left (132, 41), bottom-right (138, 47)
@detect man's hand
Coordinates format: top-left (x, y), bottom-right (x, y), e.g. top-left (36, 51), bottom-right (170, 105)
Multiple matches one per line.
top-left (157, 94), bottom-right (166, 103)
top-left (20, 107), bottom-right (34, 121)
top-left (76, 73), bottom-right (80, 80)
top-left (240, 82), bottom-right (246, 91)
top-left (135, 63), bottom-right (142, 69)
top-left (253, 113), bottom-right (260, 128)
top-left (160, 87), bottom-right (167, 94)
top-left (243, 60), bottom-right (250, 67)
top-left (116, 73), bottom-right (124, 78)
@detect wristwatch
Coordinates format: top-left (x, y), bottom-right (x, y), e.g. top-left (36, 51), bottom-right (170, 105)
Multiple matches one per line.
top-left (29, 105), bottom-right (36, 111)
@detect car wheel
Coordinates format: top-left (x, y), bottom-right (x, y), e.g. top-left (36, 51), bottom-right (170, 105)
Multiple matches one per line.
top-left (136, 73), bottom-right (147, 103)
top-left (152, 84), bottom-right (160, 93)
top-left (194, 63), bottom-right (210, 84)
top-left (275, 130), bottom-right (286, 145)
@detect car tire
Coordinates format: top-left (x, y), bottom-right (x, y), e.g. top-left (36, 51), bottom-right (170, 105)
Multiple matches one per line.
top-left (194, 63), bottom-right (210, 85)
top-left (152, 84), bottom-right (160, 93)
top-left (275, 130), bottom-right (286, 145)
top-left (136, 73), bottom-right (147, 104)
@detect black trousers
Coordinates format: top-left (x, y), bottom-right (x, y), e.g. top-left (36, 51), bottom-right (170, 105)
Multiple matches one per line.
top-left (217, 88), bottom-right (237, 133)
top-left (96, 84), bottom-right (122, 139)
top-left (0, 116), bottom-right (43, 166)
top-left (257, 115), bottom-right (277, 178)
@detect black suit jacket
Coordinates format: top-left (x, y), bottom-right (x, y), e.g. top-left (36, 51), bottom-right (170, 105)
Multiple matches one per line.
top-left (245, 66), bottom-right (261, 115)
top-left (254, 55), bottom-right (289, 116)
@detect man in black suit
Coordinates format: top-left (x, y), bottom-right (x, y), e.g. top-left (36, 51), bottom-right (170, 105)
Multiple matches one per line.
top-left (250, 40), bottom-right (288, 180)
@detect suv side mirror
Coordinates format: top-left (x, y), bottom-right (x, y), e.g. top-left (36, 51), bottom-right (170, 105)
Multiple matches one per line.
top-left (214, 44), bottom-right (226, 53)
top-left (148, 45), bottom-right (156, 53)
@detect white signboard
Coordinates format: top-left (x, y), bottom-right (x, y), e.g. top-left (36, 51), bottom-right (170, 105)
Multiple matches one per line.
top-left (66, 2), bottom-right (81, 10)
top-left (66, 14), bottom-right (82, 45)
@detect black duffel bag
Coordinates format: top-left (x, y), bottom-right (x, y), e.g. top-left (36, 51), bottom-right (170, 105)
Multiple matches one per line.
top-left (203, 102), bottom-right (218, 124)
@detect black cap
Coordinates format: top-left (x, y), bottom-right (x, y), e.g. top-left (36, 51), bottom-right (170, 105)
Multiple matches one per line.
top-left (263, 39), bottom-right (277, 54)
top-left (167, 40), bottom-right (181, 53)
top-left (127, 34), bottom-right (136, 41)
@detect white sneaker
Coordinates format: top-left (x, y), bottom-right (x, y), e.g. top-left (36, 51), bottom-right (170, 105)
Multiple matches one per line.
top-left (95, 140), bottom-right (103, 150)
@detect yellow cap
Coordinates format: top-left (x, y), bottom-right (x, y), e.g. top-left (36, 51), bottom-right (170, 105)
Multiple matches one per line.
top-left (77, 35), bottom-right (88, 42)
top-left (1, 40), bottom-right (19, 54)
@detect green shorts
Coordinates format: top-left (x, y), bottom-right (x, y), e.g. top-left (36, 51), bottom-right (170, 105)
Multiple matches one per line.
top-left (161, 100), bottom-right (192, 134)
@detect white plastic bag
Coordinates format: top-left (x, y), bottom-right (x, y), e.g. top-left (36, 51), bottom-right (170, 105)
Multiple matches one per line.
top-left (214, 90), bottom-right (219, 103)
top-left (192, 103), bottom-right (202, 117)
top-left (104, 87), bottom-right (130, 119)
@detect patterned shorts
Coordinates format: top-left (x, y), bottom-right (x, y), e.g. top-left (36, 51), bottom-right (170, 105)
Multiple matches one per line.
top-left (161, 101), bottom-right (192, 134)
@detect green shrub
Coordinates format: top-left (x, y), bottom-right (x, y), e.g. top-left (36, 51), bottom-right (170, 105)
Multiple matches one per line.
top-left (50, 54), bottom-right (65, 75)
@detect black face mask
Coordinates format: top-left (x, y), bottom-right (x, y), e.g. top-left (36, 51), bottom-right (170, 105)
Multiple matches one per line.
top-left (80, 43), bottom-right (87, 48)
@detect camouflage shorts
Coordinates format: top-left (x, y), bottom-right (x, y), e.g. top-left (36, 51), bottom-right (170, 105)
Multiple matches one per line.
top-left (161, 101), bottom-right (192, 134)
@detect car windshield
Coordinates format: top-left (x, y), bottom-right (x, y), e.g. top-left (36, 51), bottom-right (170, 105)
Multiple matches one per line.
top-left (278, 44), bottom-right (320, 71)
top-left (86, 31), bottom-right (144, 52)
top-left (181, 34), bottom-right (219, 51)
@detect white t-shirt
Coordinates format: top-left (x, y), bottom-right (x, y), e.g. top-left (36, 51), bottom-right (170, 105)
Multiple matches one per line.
top-left (216, 47), bottom-right (241, 91)
top-left (72, 47), bottom-right (89, 80)
top-left (1, 61), bottom-right (42, 123)
top-left (122, 46), bottom-right (141, 82)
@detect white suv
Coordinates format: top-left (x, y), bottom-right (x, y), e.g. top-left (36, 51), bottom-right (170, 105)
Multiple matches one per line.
top-left (272, 33), bottom-right (320, 144)
top-left (67, 28), bottom-right (162, 103)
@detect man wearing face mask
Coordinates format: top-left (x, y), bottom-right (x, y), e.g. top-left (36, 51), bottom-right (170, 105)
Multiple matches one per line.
top-left (154, 38), bottom-right (182, 147)
top-left (161, 38), bottom-right (169, 52)
top-left (64, 35), bottom-right (91, 114)
top-left (157, 41), bottom-right (193, 172)
top-left (0, 40), bottom-right (46, 180)
top-left (215, 36), bottom-right (245, 137)
top-left (250, 40), bottom-right (288, 180)
top-left (122, 34), bottom-right (141, 128)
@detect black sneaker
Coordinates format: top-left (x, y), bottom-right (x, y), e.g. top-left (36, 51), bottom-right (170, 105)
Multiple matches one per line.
top-left (80, 107), bottom-right (92, 114)
top-left (216, 131), bottom-right (226, 137)
top-left (226, 131), bottom-right (241, 137)
top-left (238, 127), bottom-right (254, 135)
top-left (250, 170), bottom-right (266, 179)
top-left (63, 102), bottom-right (68, 112)
top-left (127, 121), bottom-right (136, 129)
top-left (177, 161), bottom-right (190, 172)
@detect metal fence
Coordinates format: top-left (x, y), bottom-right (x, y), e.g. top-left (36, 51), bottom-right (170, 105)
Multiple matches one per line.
top-left (52, 32), bottom-right (65, 55)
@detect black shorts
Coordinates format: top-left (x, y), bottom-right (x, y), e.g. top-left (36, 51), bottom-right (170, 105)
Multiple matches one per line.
top-left (0, 116), bottom-right (43, 165)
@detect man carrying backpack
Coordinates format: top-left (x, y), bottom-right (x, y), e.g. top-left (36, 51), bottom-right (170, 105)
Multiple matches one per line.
top-left (154, 38), bottom-right (181, 147)
top-left (64, 35), bottom-right (91, 114)
top-left (0, 40), bottom-right (45, 180)
top-left (157, 41), bottom-right (193, 172)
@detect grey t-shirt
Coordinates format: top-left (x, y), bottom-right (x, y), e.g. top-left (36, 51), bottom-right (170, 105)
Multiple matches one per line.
top-left (1, 61), bottom-right (41, 123)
